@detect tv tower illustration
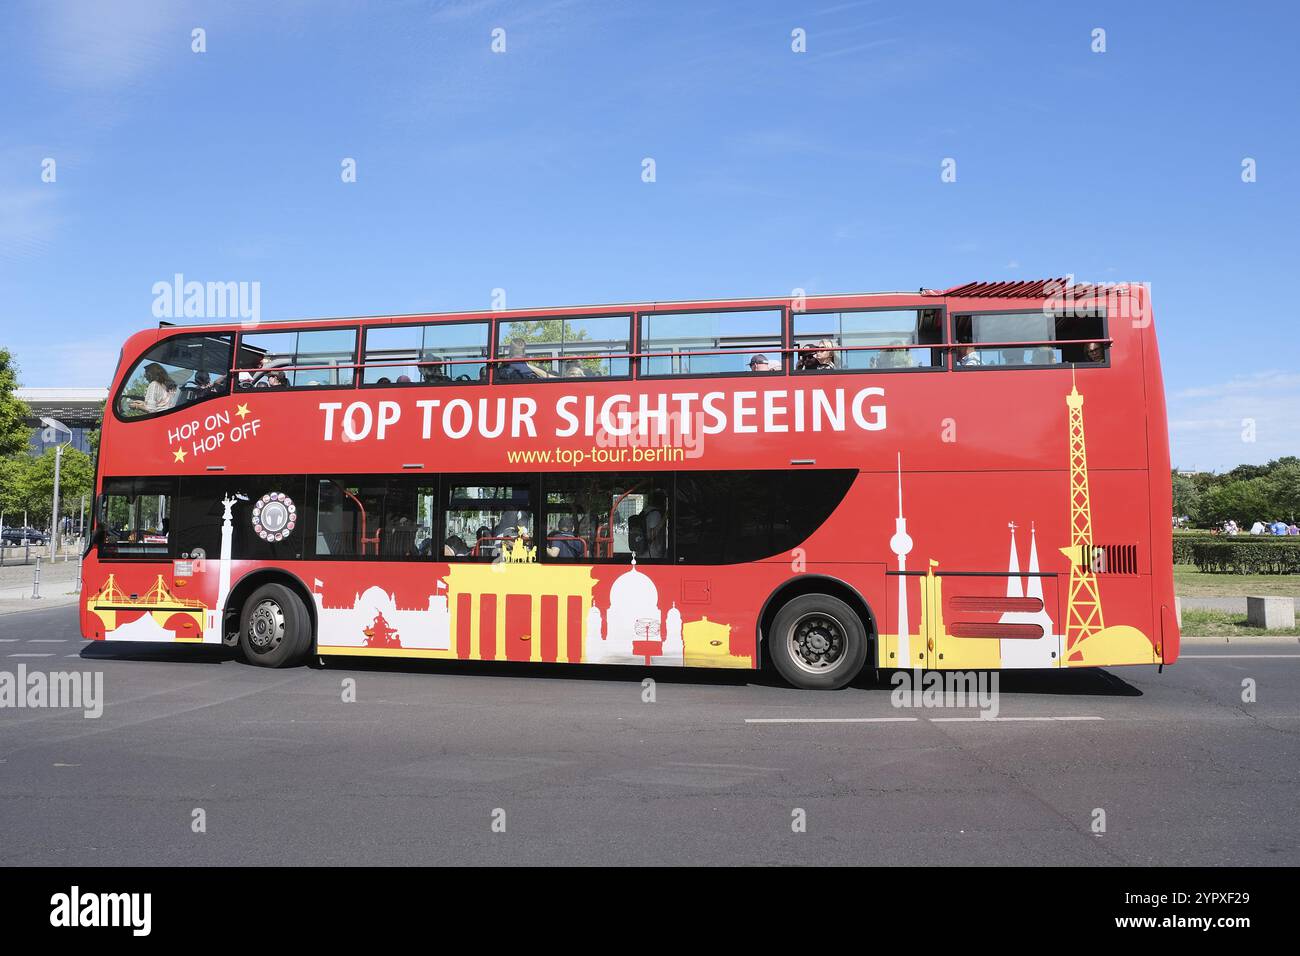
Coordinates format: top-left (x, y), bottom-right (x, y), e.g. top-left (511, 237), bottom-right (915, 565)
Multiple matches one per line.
top-left (889, 453), bottom-right (914, 665)
top-left (204, 492), bottom-right (242, 642)
top-left (1060, 379), bottom-right (1104, 657)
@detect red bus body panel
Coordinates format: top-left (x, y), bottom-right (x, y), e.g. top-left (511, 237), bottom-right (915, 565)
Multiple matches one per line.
top-left (82, 287), bottom-right (1176, 672)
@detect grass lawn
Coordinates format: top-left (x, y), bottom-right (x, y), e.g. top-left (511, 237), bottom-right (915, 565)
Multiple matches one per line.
top-left (1181, 608), bottom-right (1300, 638)
top-left (1173, 564), bottom-right (1300, 598)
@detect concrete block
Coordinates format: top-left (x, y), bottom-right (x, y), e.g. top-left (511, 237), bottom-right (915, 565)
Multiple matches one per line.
top-left (1246, 596), bottom-right (1296, 630)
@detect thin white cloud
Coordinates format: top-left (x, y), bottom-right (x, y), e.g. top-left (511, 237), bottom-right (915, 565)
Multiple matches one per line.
top-left (1168, 369), bottom-right (1300, 472)
top-left (34, 0), bottom-right (187, 90)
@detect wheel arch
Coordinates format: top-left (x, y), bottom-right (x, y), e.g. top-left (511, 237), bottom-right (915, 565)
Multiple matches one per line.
top-left (757, 574), bottom-right (879, 668)
top-left (224, 567), bottom-right (318, 648)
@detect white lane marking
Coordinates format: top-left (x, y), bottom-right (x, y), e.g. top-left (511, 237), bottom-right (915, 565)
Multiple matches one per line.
top-left (747, 715), bottom-right (1104, 724)
top-left (0, 639), bottom-right (19, 643)
top-left (745, 717), bottom-right (919, 724)
top-left (8, 653), bottom-right (54, 658)
top-left (929, 715), bottom-right (1104, 722)
top-left (28, 639), bottom-right (67, 644)
top-left (1181, 654), bottom-right (1300, 659)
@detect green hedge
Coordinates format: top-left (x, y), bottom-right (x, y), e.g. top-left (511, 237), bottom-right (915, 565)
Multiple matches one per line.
top-left (1180, 536), bottom-right (1300, 574)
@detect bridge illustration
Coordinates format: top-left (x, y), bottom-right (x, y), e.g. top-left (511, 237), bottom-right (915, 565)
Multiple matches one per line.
top-left (86, 574), bottom-right (207, 636)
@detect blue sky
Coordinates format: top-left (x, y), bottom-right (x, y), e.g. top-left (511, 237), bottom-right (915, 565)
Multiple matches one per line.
top-left (2, 0), bottom-right (1297, 470)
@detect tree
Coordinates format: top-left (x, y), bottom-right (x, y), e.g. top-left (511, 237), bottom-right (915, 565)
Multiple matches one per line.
top-left (25, 446), bottom-right (94, 523)
top-left (0, 454), bottom-right (34, 521)
top-left (1198, 480), bottom-right (1271, 527)
top-left (1171, 471), bottom-right (1201, 519)
top-left (0, 348), bottom-right (31, 457)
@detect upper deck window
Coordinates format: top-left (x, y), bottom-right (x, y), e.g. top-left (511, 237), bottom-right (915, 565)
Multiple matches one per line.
top-left (792, 309), bottom-right (943, 371)
top-left (115, 333), bottom-right (234, 420)
top-left (495, 315), bottom-right (631, 381)
top-left (640, 309), bottom-right (783, 376)
top-left (236, 328), bottom-right (357, 389)
top-left (362, 321), bottom-right (490, 385)
top-left (953, 310), bottom-right (1107, 368)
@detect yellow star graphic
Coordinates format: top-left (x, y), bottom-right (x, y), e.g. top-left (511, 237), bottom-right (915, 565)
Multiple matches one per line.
top-left (173, 447), bottom-right (187, 463)
top-left (235, 403), bottom-right (250, 420)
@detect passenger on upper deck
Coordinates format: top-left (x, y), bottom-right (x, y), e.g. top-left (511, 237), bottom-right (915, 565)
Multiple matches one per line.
top-left (1085, 341), bottom-right (1108, 363)
top-left (498, 339), bottom-right (552, 380)
top-left (132, 363), bottom-right (178, 413)
top-left (796, 340), bottom-right (838, 371)
top-left (747, 354), bottom-right (774, 373)
top-left (955, 344), bottom-right (981, 367)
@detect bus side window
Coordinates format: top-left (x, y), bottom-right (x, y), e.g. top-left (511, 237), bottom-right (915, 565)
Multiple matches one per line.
top-left (955, 310), bottom-right (1107, 368)
top-left (640, 309), bottom-right (783, 376)
top-left (542, 474), bottom-right (670, 562)
top-left (793, 309), bottom-right (942, 371)
top-left (238, 329), bottom-right (358, 389)
top-left (114, 334), bottom-right (233, 420)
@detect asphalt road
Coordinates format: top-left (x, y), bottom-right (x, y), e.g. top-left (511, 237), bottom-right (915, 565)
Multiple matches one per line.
top-left (1, 604), bottom-right (1297, 866)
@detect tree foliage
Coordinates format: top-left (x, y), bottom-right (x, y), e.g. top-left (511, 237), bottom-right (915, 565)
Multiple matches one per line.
top-left (0, 447), bottom-right (94, 527)
top-left (0, 348), bottom-right (31, 457)
top-left (1175, 457), bottom-right (1300, 527)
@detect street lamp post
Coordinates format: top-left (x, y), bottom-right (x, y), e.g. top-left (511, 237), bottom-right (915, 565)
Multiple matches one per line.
top-left (40, 417), bottom-right (73, 560)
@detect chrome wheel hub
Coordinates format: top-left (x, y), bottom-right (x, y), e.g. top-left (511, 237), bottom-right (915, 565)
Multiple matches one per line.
top-left (788, 613), bottom-right (845, 674)
top-left (248, 600), bottom-right (285, 653)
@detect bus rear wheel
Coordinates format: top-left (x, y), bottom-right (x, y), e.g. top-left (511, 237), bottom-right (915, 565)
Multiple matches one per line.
top-left (239, 583), bottom-right (312, 668)
top-left (768, 594), bottom-right (868, 690)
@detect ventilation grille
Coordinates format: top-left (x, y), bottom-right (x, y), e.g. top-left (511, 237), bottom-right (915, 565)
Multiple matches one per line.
top-left (950, 596), bottom-right (1044, 614)
top-left (1080, 544), bottom-right (1138, 575)
top-left (949, 622), bottom-right (1045, 640)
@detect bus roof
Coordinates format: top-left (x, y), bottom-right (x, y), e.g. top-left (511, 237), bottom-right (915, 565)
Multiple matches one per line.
top-left (153, 280), bottom-right (1140, 332)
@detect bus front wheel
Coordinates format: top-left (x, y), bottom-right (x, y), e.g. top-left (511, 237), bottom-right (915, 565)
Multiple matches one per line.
top-left (239, 583), bottom-right (312, 668)
top-left (768, 594), bottom-right (868, 690)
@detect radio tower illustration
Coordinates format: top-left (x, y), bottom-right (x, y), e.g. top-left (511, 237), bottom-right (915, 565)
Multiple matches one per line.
top-left (1060, 377), bottom-right (1104, 658)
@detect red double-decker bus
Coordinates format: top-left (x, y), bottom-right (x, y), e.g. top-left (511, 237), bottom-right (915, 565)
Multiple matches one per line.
top-left (81, 279), bottom-right (1178, 689)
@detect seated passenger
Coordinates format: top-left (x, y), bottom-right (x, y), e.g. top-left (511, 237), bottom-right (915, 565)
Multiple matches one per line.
top-left (1085, 341), bottom-right (1107, 363)
top-left (443, 534), bottom-right (471, 557)
top-left (419, 357), bottom-right (450, 383)
top-left (546, 516), bottom-right (585, 558)
top-left (629, 491), bottom-right (667, 559)
top-left (561, 360), bottom-right (587, 378)
top-left (132, 363), bottom-right (178, 413)
top-left (1029, 346), bottom-right (1056, 365)
top-left (747, 354), bottom-right (774, 373)
top-left (796, 339), bottom-right (837, 371)
top-left (498, 339), bottom-right (551, 380)
top-left (396, 374), bottom-right (412, 383)
top-left (955, 344), bottom-right (981, 366)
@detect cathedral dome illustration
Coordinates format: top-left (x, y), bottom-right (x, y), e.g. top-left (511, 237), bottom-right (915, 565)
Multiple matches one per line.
top-left (604, 559), bottom-right (662, 657)
top-left (609, 559), bottom-right (658, 611)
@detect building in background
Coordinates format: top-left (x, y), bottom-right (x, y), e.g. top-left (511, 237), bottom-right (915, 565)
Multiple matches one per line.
top-left (14, 387), bottom-right (107, 457)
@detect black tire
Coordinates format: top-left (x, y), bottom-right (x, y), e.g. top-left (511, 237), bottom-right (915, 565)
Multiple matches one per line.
top-left (238, 582), bottom-right (312, 668)
top-left (768, 593), bottom-right (869, 690)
